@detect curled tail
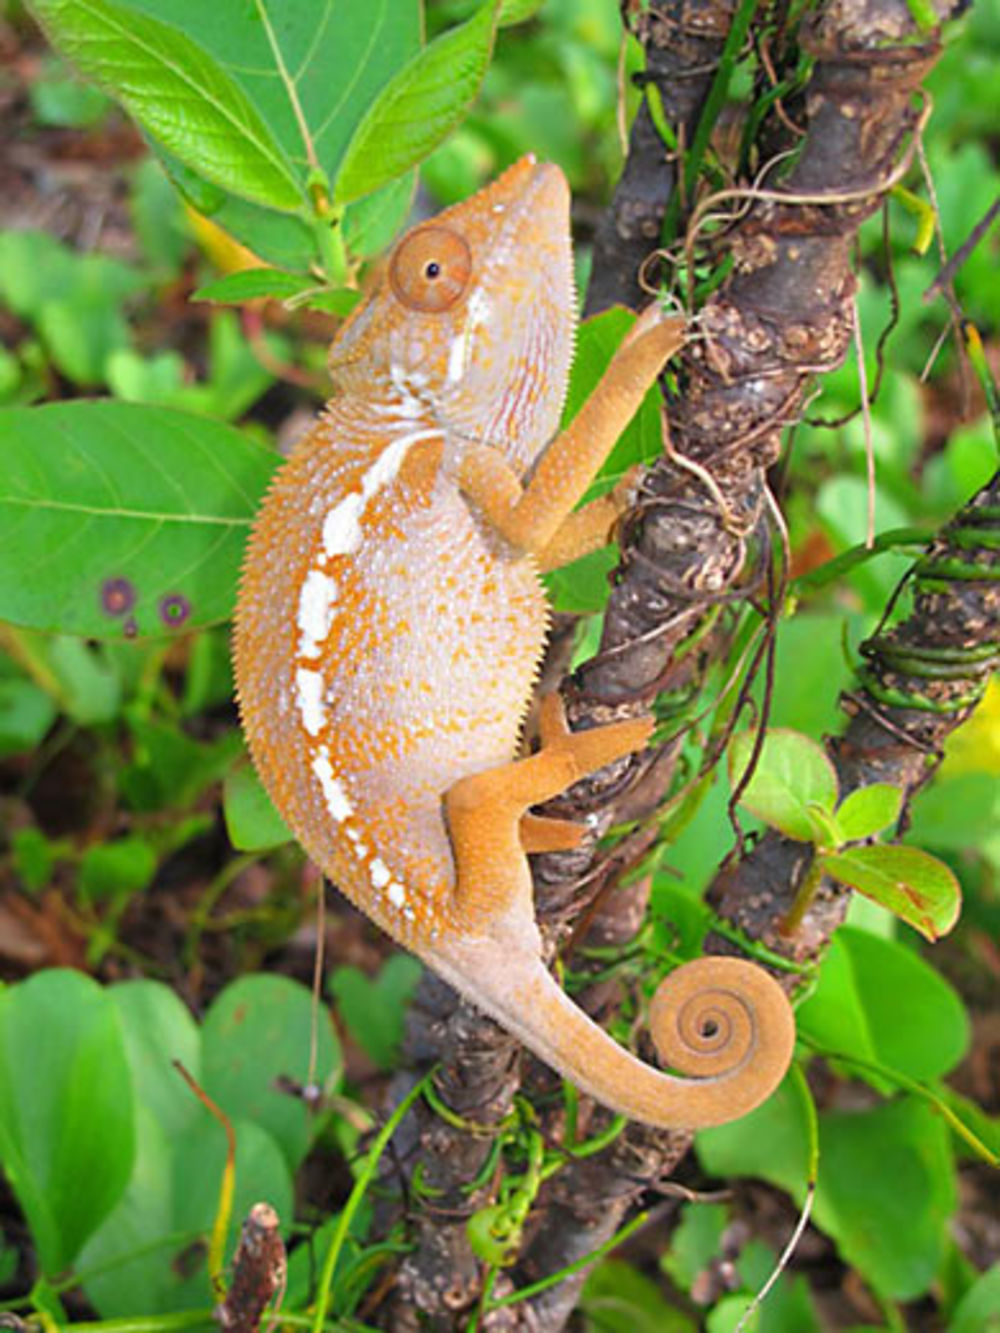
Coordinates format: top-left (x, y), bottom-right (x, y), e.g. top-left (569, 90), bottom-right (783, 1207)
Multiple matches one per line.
top-left (428, 941), bottom-right (796, 1129)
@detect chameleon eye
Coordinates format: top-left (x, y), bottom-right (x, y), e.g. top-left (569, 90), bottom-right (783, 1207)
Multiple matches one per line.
top-left (390, 226), bottom-right (471, 313)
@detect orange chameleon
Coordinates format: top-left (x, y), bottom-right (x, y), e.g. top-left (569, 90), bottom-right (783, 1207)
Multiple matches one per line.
top-left (234, 157), bottom-right (795, 1128)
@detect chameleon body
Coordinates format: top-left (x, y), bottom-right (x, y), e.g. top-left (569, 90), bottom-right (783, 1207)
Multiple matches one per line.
top-left (234, 157), bottom-right (795, 1128)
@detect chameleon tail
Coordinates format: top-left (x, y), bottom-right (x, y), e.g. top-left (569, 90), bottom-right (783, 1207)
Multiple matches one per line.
top-left (428, 942), bottom-right (796, 1130)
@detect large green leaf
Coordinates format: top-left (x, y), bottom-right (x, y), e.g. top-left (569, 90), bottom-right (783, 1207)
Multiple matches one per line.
top-left (0, 401), bottom-right (277, 638)
top-left (35, 0), bottom-right (423, 269)
top-left (0, 970), bottom-right (136, 1274)
top-left (29, 0), bottom-right (302, 211)
top-left (796, 927), bottom-right (970, 1083)
top-left (336, 0), bottom-right (501, 204)
top-left (201, 974), bottom-right (342, 1172)
top-left (80, 1110), bottom-right (293, 1318)
top-left (814, 1098), bottom-right (956, 1300)
top-left (696, 1071), bottom-right (813, 1200)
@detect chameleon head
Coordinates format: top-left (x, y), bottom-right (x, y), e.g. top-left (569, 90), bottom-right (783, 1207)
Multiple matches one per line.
top-left (330, 155), bottom-right (575, 474)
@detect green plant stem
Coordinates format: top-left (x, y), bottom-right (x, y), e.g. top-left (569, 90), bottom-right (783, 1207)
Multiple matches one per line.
top-left (779, 852), bottom-right (824, 937)
top-left (311, 1070), bottom-right (435, 1333)
top-left (799, 1038), bottom-right (999, 1165)
top-left (183, 852), bottom-right (258, 968)
top-left (484, 1209), bottom-right (651, 1311)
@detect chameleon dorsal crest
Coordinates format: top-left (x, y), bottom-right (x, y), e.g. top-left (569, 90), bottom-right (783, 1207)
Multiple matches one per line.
top-left (234, 157), bottom-right (795, 1130)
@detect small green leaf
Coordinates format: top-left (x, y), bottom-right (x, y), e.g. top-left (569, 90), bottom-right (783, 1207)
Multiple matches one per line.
top-left (29, 62), bottom-right (112, 128)
top-left (201, 975), bottom-right (342, 1172)
top-left (729, 729), bottom-right (840, 842)
top-left (30, 0), bottom-right (303, 210)
top-left (821, 845), bottom-right (962, 941)
top-left (0, 401), bottom-right (278, 639)
top-left (335, 0), bottom-right (500, 205)
top-left (223, 764), bottom-right (292, 852)
top-left (120, 720), bottom-right (242, 813)
top-left (835, 783), bottom-right (903, 842)
top-left (192, 268), bottom-right (316, 305)
top-left (78, 838), bottom-right (156, 903)
top-left (0, 970), bottom-right (136, 1273)
top-left (10, 827), bottom-right (62, 893)
top-left (328, 956), bottom-right (423, 1071)
top-left (291, 286), bottom-right (364, 317)
top-left (0, 678), bottom-right (57, 758)
top-left (661, 1203), bottom-right (727, 1294)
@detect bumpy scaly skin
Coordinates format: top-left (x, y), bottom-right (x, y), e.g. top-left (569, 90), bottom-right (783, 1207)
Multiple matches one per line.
top-left (235, 157), bottom-right (796, 1128)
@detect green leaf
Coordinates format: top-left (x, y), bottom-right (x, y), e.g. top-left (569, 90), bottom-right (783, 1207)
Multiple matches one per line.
top-left (499, 0), bottom-right (546, 22)
top-left (0, 678), bottom-right (57, 758)
top-left (582, 1259), bottom-right (696, 1333)
top-left (292, 286), bottom-right (365, 318)
top-left (80, 1111), bottom-right (293, 1318)
top-left (120, 719), bottom-right (242, 812)
top-left (546, 309), bottom-right (665, 614)
top-left (169, 1118), bottom-right (293, 1310)
top-left (835, 783), bottom-right (903, 842)
top-left (90, 0), bottom-right (421, 272)
top-left (10, 827), bottom-right (62, 893)
top-left (201, 975), bottom-right (342, 1172)
top-left (29, 58), bottom-right (112, 127)
top-left (696, 1071), bottom-right (813, 1200)
top-left (0, 970), bottom-right (135, 1273)
top-left (328, 955), bottom-right (423, 1071)
top-left (223, 764), bottom-right (292, 852)
top-left (948, 1264), bottom-right (1000, 1333)
top-left (109, 980), bottom-right (202, 1138)
top-left (30, 0), bottom-right (303, 210)
top-left (78, 837), bottom-right (157, 902)
top-left (335, 0), bottom-right (501, 205)
top-left (192, 267), bottom-right (316, 304)
top-left (729, 729), bottom-right (840, 842)
top-left (797, 927), bottom-right (969, 1083)
top-left (813, 1098), bottom-right (956, 1300)
top-left (36, 294), bottom-right (129, 385)
top-left (77, 1107), bottom-right (176, 1319)
top-left (821, 845), bottom-right (962, 941)
top-left (0, 401), bottom-right (278, 639)
top-left (660, 1202), bottom-right (727, 1294)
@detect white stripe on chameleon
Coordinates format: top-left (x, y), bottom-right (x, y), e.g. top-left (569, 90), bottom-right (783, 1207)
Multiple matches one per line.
top-left (321, 427), bottom-right (440, 559)
top-left (322, 491), bottom-right (365, 558)
top-left (370, 858), bottom-right (391, 889)
top-left (447, 330), bottom-right (468, 384)
top-left (297, 567), bottom-right (338, 658)
top-left (295, 667), bottom-right (326, 736)
top-left (310, 746), bottom-right (354, 823)
top-left (388, 881), bottom-right (406, 908)
top-left (466, 287), bottom-right (492, 333)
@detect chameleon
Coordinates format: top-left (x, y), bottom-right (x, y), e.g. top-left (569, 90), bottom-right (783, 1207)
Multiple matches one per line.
top-left (234, 156), bottom-right (795, 1129)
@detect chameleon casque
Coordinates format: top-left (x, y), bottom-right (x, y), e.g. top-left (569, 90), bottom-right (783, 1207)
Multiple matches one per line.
top-left (234, 156), bottom-right (795, 1129)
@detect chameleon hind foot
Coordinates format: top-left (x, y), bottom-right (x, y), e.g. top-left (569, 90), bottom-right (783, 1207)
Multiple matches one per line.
top-left (445, 693), bottom-right (651, 922)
